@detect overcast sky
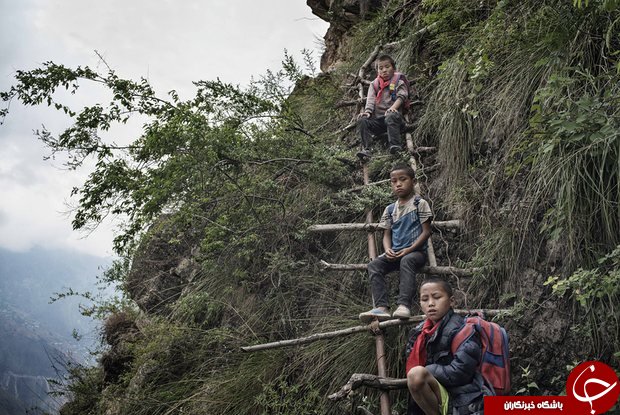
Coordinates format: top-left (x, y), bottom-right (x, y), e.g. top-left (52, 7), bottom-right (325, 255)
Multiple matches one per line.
top-left (0, 0), bottom-right (329, 258)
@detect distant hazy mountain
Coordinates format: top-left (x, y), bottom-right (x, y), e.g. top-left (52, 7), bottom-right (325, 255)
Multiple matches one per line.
top-left (0, 306), bottom-right (67, 414)
top-left (0, 246), bottom-right (112, 414)
top-left (0, 387), bottom-right (27, 415)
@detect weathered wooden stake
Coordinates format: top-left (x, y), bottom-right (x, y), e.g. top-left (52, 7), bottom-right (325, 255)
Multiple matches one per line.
top-left (362, 162), bottom-right (391, 415)
top-left (328, 374), bottom-right (407, 401)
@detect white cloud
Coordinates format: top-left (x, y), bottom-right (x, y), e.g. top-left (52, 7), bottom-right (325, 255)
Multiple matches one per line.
top-left (0, 0), bottom-right (329, 257)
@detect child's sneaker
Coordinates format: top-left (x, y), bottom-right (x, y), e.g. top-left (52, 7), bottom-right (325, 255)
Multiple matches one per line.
top-left (359, 308), bottom-right (390, 324)
top-left (356, 149), bottom-right (372, 160)
top-left (389, 145), bottom-right (404, 155)
top-left (392, 305), bottom-right (411, 319)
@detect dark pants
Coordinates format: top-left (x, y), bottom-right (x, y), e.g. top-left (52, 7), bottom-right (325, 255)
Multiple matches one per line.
top-left (368, 251), bottom-right (427, 308)
top-left (357, 112), bottom-right (404, 150)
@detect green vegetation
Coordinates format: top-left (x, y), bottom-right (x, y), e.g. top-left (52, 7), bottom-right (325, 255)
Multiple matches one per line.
top-left (2, 0), bottom-right (620, 413)
top-left (545, 246), bottom-right (620, 358)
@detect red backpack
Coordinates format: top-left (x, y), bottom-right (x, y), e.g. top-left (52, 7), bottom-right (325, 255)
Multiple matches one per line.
top-left (371, 72), bottom-right (413, 113)
top-left (451, 312), bottom-right (511, 395)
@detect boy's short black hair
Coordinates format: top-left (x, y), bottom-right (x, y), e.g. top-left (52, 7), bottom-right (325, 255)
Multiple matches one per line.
top-left (390, 163), bottom-right (415, 179)
top-left (376, 54), bottom-right (396, 70)
top-left (420, 277), bottom-right (453, 297)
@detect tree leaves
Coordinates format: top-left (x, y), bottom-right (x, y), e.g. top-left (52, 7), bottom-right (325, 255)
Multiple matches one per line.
top-left (0, 53), bottom-right (333, 256)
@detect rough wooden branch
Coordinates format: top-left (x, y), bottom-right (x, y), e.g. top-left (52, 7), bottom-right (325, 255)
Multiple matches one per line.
top-left (319, 261), bottom-right (367, 271)
top-left (406, 131), bottom-right (416, 155)
top-left (328, 374), bottom-right (407, 401)
top-left (340, 118), bottom-right (357, 133)
top-left (240, 309), bottom-right (507, 352)
top-left (357, 407), bottom-right (376, 415)
top-left (404, 123), bottom-right (416, 132)
top-left (359, 45), bottom-right (382, 78)
top-left (335, 99), bottom-right (364, 109)
top-left (358, 83), bottom-right (365, 109)
top-left (420, 163), bottom-right (441, 174)
top-left (426, 237), bottom-right (438, 268)
top-left (415, 146), bottom-right (437, 154)
top-left (319, 260), bottom-right (482, 277)
top-left (346, 73), bottom-right (361, 86)
top-left (359, 23), bottom-right (439, 83)
top-left (241, 322), bottom-right (379, 352)
top-left (308, 220), bottom-right (463, 233)
top-left (426, 265), bottom-right (480, 276)
top-left (309, 223), bottom-right (381, 232)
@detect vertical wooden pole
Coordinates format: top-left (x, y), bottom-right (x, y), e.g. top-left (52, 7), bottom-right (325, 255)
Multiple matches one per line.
top-left (404, 130), bottom-right (422, 197)
top-left (363, 163), bottom-right (391, 415)
top-left (364, 164), bottom-right (378, 262)
top-left (359, 51), bottom-right (390, 415)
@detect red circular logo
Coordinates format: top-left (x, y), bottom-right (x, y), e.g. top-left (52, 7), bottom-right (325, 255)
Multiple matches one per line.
top-left (566, 361), bottom-right (620, 414)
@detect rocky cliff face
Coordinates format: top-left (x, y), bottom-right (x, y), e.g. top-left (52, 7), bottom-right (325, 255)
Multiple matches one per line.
top-left (307, 0), bottom-right (383, 71)
top-left (126, 216), bottom-right (202, 314)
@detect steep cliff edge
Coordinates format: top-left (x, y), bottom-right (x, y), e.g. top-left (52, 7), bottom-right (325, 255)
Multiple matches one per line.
top-left (307, 0), bottom-right (384, 71)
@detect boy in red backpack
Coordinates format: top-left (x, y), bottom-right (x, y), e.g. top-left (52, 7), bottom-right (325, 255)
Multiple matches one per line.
top-left (356, 54), bottom-right (408, 159)
top-left (404, 278), bottom-right (487, 415)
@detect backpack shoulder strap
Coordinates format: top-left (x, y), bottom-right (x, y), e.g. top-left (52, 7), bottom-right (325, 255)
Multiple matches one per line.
top-left (450, 318), bottom-right (479, 355)
top-left (372, 77), bottom-right (381, 93)
top-left (389, 197), bottom-right (421, 223)
top-left (392, 72), bottom-right (410, 88)
top-left (389, 73), bottom-right (402, 100)
top-left (387, 202), bottom-right (396, 224)
top-left (390, 72), bottom-right (402, 87)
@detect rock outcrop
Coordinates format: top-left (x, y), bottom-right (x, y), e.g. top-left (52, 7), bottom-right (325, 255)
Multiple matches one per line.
top-left (126, 216), bottom-right (202, 314)
top-left (307, 0), bottom-right (383, 71)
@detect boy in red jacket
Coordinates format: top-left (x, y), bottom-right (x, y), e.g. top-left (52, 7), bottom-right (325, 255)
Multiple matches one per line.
top-left (405, 278), bottom-right (486, 415)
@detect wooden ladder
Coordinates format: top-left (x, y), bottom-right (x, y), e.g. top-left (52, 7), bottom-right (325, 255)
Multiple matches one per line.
top-left (304, 128), bottom-right (480, 415)
top-left (241, 43), bottom-right (507, 415)
top-left (241, 137), bottom-right (499, 414)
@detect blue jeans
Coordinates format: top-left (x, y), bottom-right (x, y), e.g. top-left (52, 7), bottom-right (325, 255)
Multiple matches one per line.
top-left (367, 251), bottom-right (427, 308)
top-left (356, 112), bottom-right (404, 150)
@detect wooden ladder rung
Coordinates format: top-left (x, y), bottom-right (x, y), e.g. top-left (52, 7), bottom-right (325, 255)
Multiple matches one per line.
top-left (240, 309), bottom-right (509, 353)
top-left (319, 260), bottom-right (482, 277)
top-left (328, 374), bottom-right (407, 401)
top-left (308, 220), bottom-right (463, 233)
